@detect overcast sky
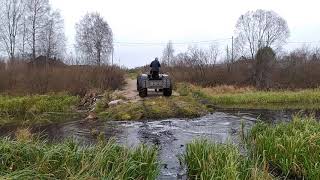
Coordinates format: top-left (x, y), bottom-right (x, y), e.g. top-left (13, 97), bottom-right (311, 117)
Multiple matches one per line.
top-left (50, 0), bottom-right (320, 68)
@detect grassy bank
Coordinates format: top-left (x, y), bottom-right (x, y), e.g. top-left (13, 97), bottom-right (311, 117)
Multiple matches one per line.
top-left (0, 94), bottom-right (80, 126)
top-left (98, 95), bottom-right (208, 121)
top-left (184, 139), bottom-right (274, 180)
top-left (247, 115), bottom-right (320, 179)
top-left (0, 132), bottom-right (159, 179)
top-left (96, 84), bottom-right (210, 121)
top-left (188, 84), bottom-right (320, 109)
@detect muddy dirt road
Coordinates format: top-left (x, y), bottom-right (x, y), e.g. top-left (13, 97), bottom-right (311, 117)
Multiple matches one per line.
top-left (117, 78), bottom-right (140, 101)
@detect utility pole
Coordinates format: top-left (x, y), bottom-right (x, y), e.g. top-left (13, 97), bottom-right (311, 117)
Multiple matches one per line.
top-left (226, 45), bottom-right (229, 61)
top-left (111, 48), bottom-right (114, 66)
top-left (226, 45), bottom-right (231, 72)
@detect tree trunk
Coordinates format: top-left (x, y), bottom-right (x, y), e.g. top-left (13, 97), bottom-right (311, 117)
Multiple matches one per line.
top-left (32, 10), bottom-right (37, 60)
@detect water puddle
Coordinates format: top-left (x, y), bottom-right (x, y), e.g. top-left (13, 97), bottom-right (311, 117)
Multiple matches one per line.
top-left (0, 109), bottom-right (318, 179)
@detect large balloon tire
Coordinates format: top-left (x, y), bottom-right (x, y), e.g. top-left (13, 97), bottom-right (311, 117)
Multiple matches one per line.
top-left (139, 88), bottom-right (148, 97)
top-left (163, 88), bottom-right (172, 97)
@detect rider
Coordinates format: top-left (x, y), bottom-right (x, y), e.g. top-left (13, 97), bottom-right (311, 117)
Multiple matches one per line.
top-left (150, 57), bottom-right (161, 79)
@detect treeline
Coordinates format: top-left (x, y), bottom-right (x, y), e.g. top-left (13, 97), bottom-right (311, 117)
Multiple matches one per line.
top-left (162, 45), bottom-right (320, 89)
top-left (0, 0), bottom-right (65, 60)
top-left (0, 0), bottom-right (113, 65)
top-left (0, 0), bottom-right (121, 95)
top-left (160, 9), bottom-right (320, 89)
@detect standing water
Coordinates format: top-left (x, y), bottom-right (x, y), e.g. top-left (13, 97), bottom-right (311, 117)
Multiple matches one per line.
top-left (0, 109), bottom-right (317, 179)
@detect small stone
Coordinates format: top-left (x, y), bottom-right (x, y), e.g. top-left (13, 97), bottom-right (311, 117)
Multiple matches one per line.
top-left (86, 112), bottom-right (97, 120)
top-left (108, 99), bottom-right (124, 107)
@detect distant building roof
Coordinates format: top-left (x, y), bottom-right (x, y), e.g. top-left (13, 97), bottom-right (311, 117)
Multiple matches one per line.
top-left (28, 55), bottom-right (66, 67)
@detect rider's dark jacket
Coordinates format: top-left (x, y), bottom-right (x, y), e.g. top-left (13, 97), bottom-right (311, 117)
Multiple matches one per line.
top-left (150, 60), bottom-right (161, 72)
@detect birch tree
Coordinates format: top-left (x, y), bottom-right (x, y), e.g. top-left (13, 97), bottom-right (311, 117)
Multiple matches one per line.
top-left (75, 12), bottom-right (113, 66)
top-left (25, 0), bottom-right (50, 60)
top-left (0, 0), bottom-right (24, 60)
top-left (38, 10), bottom-right (65, 59)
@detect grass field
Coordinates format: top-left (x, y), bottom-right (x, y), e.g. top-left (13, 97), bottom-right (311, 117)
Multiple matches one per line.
top-left (188, 84), bottom-right (320, 109)
top-left (0, 131), bottom-right (159, 179)
top-left (0, 94), bottom-right (80, 126)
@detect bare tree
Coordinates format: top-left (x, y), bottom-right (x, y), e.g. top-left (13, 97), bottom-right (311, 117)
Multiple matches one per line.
top-left (18, 16), bottom-right (28, 58)
top-left (162, 40), bottom-right (174, 66)
top-left (235, 9), bottom-right (290, 60)
top-left (207, 43), bottom-right (220, 67)
top-left (313, 47), bottom-right (320, 61)
top-left (75, 12), bottom-right (113, 66)
top-left (0, 0), bottom-right (24, 60)
top-left (25, 0), bottom-right (50, 60)
top-left (188, 46), bottom-right (209, 80)
top-left (38, 10), bottom-right (65, 59)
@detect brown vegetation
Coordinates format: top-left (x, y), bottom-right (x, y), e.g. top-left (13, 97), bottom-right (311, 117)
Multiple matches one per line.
top-left (201, 85), bottom-right (255, 95)
top-left (163, 46), bottom-right (320, 89)
top-left (0, 60), bottom-right (125, 96)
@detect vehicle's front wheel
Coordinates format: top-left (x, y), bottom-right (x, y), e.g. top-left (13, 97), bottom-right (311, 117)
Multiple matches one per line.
top-left (139, 88), bottom-right (148, 97)
top-left (163, 88), bottom-right (172, 97)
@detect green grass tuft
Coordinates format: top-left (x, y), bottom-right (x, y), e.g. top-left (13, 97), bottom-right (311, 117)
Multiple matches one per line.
top-left (184, 139), bottom-right (240, 179)
top-left (0, 94), bottom-right (79, 125)
top-left (248, 115), bottom-right (320, 179)
top-left (184, 139), bottom-right (274, 180)
top-left (0, 138), bottom-right (159, 179)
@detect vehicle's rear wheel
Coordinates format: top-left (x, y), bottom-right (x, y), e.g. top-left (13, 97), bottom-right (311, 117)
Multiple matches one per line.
top-left (163, 88), bottom-right (172, 97)
top-left (136, 79), bottom-right (139, 91)
top-left (139, 88), bottom-right (148, 97)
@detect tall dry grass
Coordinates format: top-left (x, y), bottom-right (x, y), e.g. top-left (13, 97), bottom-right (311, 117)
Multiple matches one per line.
top-left (0, 60), bottom-right (125, 96)
top-left (164, 58), bottom-right (320, 89)
top-left (202, 85), bottom-right (256, 95)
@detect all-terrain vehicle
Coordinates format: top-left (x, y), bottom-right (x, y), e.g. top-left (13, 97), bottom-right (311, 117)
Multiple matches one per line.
top-left (137, 73), bottom-right (173, 97)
